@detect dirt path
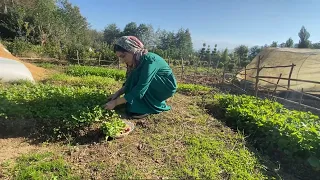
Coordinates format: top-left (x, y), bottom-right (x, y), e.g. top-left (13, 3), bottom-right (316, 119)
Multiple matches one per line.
top-left (0, 138), bottom-right (47, 163)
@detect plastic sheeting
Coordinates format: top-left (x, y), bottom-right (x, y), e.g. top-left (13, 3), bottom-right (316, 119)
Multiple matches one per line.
top-left (237, 48), bottom-right (320, 94)
top-left (0, 57), bottom-right (35, 83)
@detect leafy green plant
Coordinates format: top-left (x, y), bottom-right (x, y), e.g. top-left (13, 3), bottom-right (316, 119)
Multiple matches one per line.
top-left (66, 65), bottom-right (126, 81)
top-left (211, 94), bottom-right (320, 169)
top-left (177, 83), bottom-right (212, 95)
top-left (100, 111), bottom-right (127, 139)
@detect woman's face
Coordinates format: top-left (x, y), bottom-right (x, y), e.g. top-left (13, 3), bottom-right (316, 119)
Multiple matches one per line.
top-left (116, 51), bottom-right (134, 66)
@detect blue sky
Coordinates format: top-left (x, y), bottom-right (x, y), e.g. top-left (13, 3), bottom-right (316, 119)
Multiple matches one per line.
top-left (69, 0), bottom-right (320, 50)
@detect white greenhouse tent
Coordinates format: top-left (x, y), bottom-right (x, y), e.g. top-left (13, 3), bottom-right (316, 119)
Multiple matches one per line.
top-left (0, 43), bottom-right (35, 83)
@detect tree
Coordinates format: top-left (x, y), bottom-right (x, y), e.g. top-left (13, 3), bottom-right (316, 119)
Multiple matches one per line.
top-left (155, 28), bottom-right (194, 59)
top-left (199, 43), bottom-right (206, 61)
top-left (221, 48), bottom-right (229, 63)
top-left (248, 46), bottom-right (261, 61)
top-left (0, 4), bottom-right (27, 39)
top-left (219, 48), bottom-right (233, 70)
top-left (270, 41), bottom-right (278, 47)
top-left (211, 44), bottom-right (218, 67)
top-left (136, 23), bottom-right (154, 48)
top-left (298, 26), bottom-right (311, 48)
top-left (122, 22), bottom-right (138, 37)
top-left (103, 23), bottom-right (121, 45)
top-left (285, 38), bottom-right (294, 48)
top-left (175, 28), bottom-right (193, 59)
top-left (312, 42), bottom-right (320, 49)
top-left (88, 29), bottom-right (103, 48)
top-left (279, 43), bottom-right (286, 48)
top-left (205, 45), bottom-right (211, 62)
top-left (234, 45), bottom-right (249, 67)
top-left (157, 30), bottom-right (177, 58)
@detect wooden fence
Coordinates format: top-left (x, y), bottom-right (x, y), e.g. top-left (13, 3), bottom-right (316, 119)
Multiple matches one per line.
top-left (236, 55), bottom-right (320, 113)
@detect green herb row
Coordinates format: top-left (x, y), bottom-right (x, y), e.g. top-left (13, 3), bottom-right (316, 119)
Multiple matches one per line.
top-left (177, 83), bottom-right (212, 95)
top-left (66, 65), bottom-right (126, 81)
top-left (45, 74), bottom-right (120, 89)
top-left (0, 83), bottom-right (109, 139)
top-left (212, 94), bottom-right (320, 169)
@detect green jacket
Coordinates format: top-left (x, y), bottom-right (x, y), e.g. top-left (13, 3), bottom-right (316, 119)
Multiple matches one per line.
top-left (124, 52), bottom-right (177, 114)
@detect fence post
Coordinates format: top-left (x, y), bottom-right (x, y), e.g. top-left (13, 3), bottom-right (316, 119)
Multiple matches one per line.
top-left (287, 63), bottom-right (295, 89)
top-left (207, 60), bottom-right (210, 77)
top-left (181, 58), bottom-right (184, 79)
top-left (272, 73), bottom-right (282, 97)
top-left (222, 66), bottom-right (226, 84)
top-left (299, 88), bottom-right (304, 109)
top-left (285, 63), bottom-right (295, 99)
top-left (194, 61), bottom-right (197, 82)
top-left (118, 57), bottom-right (120, 69)
top-left (98, 54), bottom-right (101, 66)
top-left (244, 68), bottom-right (247, 90)
top-left (255, 55), bottom-right (262, 97)
top-left (76, 50), bottom-right (79, 65)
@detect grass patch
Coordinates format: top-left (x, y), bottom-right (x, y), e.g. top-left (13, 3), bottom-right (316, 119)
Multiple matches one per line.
top-left (113, 162), bottom-right (143, 179)
top-left (66, 65), bottom-right (126, 81)
top-left (3, 152), bottom-right (80, 179)
top-left (179, 135), bottom-right (267, 180)
top-left (177, 83), bottom-right (212, 95)
top-left (141, 103), bottom-right (270, 179)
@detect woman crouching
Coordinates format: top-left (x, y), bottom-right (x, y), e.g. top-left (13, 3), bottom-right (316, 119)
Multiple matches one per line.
top-left (104, 36), bottom-right (177, 119)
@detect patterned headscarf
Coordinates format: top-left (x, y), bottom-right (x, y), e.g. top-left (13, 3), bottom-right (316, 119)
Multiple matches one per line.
top-left (115, 36), bottom-right (148, 79)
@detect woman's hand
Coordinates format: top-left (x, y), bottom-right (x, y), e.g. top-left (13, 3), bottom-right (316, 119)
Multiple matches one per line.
top-left (107, 87), bottom-right (125, 101)
top-left (107, 93), bottom-right (119, 101)
top-left (104, 100), bottom-right (117, 110)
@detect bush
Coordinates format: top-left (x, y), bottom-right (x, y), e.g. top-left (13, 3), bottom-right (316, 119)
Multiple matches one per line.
top-left (3, 38), bottom-right (44, 57)
top-left (43, 43), bottom-right (61, 58)
top-left (212, 94), bottom-right (320, 169)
